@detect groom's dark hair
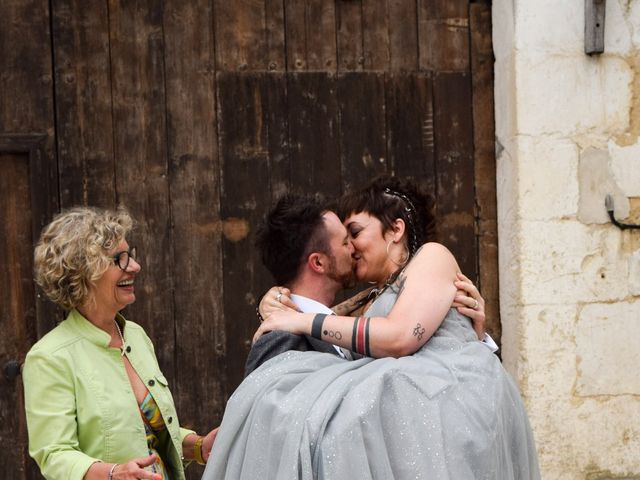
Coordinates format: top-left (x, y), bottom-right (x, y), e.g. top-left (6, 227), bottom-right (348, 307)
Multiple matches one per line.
top-left (256, 193), bottom-right (331, 285)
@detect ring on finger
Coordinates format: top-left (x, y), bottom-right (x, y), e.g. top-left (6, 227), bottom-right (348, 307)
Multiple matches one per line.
top-left (472, 299), bottom-right (479, 310)
top-left (276, 293), bottom-right (283, 303)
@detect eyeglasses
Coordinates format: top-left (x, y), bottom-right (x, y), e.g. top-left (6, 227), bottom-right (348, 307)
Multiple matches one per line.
top-left (113, 247), bottom-right (137, 271)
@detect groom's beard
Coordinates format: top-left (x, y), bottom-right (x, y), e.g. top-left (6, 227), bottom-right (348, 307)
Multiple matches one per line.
top-left (326, 253), bottom-right (357, 289)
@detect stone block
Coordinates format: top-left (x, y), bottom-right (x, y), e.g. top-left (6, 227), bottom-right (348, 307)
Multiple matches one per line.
top-left (574, 397), bottom-right (640, 476)
top-left (518, 305), bottom-right (578, 398)
top-left (632, 2), bottom-right (640, 48)
top-left (514, 0), bottom-right (583, 54)
top-left (494, 53), bottom-right (517, 142)
top-left (513, 0), bottom-right (635, 56)
top-left (576, 301), bottom-right (640, 395)
top-left (519, 220), bottom-right (628, 304)
top-left (609, 140), bottom-right (640, 197)
top-left (515, 55), bottom-right (632, 137)
top-left (516, 136), bottom-right (579, 220)
top-left (603, 0), bottom-right (633, 55)
top-left (578, 148), bottom-right (630, 224)
top-left (575, 401), bottom-right (640, 476)
top-left (491, 0), bottom-right (515, 63)
top-left (630, 250), bottom-right (640, 296)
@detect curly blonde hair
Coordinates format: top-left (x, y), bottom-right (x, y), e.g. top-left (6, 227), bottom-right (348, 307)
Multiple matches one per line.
top-left (34, 206), bottom-right (134, 310)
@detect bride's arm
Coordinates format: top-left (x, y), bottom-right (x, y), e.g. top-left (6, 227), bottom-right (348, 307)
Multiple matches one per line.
top-left (253, 243), bottom-right (458, 358)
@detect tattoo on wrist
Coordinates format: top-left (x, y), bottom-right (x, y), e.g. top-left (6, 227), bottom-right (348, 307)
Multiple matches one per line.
top-left (352, 316), bottom-right (371, 356)
top-left (323, 329), bottom-right (342, 340)
top-left (311, 314), bottom-right (327, 339)
top-left (412, 322), bottom-right (426, 341)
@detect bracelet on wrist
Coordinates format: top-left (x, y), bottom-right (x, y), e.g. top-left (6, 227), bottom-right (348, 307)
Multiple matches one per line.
top-left (108, 463), bottom-right (119, 480)
top-left (194, 436), bottom-right (205, 465)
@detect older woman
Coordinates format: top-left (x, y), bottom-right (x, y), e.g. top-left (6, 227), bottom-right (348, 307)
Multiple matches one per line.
top-left (204, 177), bottom-right (539, 479)
top-left (23, 207), bottom-right (216, 480)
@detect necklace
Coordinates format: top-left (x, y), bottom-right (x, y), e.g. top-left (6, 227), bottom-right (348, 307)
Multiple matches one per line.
top-left (114, 320), bottom-right (126, 356)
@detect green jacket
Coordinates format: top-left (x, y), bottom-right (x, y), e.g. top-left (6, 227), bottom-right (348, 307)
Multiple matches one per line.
top-left (23, 309), bottom-right (194, 480)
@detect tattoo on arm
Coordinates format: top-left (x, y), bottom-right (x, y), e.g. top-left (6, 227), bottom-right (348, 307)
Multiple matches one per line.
top-left (323, 329), bottom-right (342, 340)
top-left (352, 316), bottom-right (371, 356)
top-left (412, 323), bottom-right (426, 342)
top-left (395, 273), bottom-right (407, 299)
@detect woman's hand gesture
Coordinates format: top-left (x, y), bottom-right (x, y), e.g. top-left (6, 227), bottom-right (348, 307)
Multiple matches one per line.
top-left (258, 286), bottom-right (300, 322)
top-left (111, 454), bottom-right (162, 480)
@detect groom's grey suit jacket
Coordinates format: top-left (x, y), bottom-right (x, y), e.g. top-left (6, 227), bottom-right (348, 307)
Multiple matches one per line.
top-left (244, 331), bottom-right (342, 377)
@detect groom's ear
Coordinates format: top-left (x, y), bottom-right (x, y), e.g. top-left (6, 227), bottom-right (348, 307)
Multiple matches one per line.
top-left (307, 252), bottom-right (325, 273)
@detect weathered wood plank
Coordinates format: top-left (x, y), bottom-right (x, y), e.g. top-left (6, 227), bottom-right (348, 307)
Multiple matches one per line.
top-left (51, 0), bottom-right (116, 208)
top-left (0, 0), bottom-right (55, 135)
top-left (362, 0), bottom-right (418, 71)
top-left (418, 0), bottom-right (470, 72)
top-left (287, 72), bottom-right (341, 197)
top-left (423, 0), bottom-right (467, 19)
top-left (0, 153), bottom-right (40, 479)
top-left (585, 0), bottom-right (606, 55)
top-left (336, 0), bottom-right (364, 71)
top-left (0, 135), bottom-right (59, 341)
top-left (285, 0), bottom-right (337, 71)
top-left (337, 72), bottom-right (387, 191)
top-left (214, 0), bottom-right (285, 71)
top-left (387, 0), bottom-right (419, 71)
top-left (432, 71), bottom-right (476, 279)
top-left (385, 72), bottom-right (435, 195)
top-left (361, 0), bottom-right (389, 70)
top-left (216, 72), bottom-right (288, 390)
top-left (108, 0), bottom-right (176, 381)
top-left (0, 0), bottom-right (58, 261)
top-left (470, 2), bottom-right (500, 344)
top-left (162, 1), bottom-right (224, 471)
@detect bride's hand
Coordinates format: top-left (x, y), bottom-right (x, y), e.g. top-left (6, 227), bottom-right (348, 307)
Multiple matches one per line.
top-left (252, 310), bottom-right (308, 344)
top-left (258, 286), bottom-right (300, 322)
top-left (452, 272), bottom-right (486, 340)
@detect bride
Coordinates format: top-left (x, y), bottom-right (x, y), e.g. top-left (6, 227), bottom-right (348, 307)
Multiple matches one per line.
top-left (203, 176), bottom-right (539, 479)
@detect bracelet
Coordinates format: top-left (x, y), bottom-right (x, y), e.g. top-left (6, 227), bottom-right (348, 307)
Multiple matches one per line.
top-left (108, 463), bottom-right (119, 480)
top-left (311, 314), bottom-right (327, 339)
top-left (194, 436), bottom-right (205, 465)
top-left (256, 305), bottom-right (265, 323)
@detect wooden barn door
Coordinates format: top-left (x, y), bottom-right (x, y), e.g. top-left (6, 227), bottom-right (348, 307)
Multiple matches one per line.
top-left (0, 1), bottom-right (497, 479)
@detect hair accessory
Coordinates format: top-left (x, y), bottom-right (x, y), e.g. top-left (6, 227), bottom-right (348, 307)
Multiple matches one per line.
top-left (383, 187), bottom-right (419, 255)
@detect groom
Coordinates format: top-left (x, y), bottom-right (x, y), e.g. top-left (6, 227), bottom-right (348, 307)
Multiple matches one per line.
top-left (245, 193), bottom-right (359, 376)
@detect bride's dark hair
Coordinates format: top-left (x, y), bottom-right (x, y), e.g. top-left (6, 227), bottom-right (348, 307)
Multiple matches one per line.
top-left (336, 175), bottom-right (437, 257)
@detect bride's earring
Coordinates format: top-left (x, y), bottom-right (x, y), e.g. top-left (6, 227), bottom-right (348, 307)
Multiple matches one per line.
top-left (386, 240), bottom-right (409, 267)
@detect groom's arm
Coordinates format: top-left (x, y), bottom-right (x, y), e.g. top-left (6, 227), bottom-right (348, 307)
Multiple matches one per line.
top-left (244, 331), bottom-right (313, 377)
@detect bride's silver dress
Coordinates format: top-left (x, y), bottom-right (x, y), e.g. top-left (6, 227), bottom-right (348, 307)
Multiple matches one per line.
top-left (203, 284), bottom-right (540, 479)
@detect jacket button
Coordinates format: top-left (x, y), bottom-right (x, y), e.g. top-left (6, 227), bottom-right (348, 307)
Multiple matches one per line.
top-left (167, 416), bottom-right (173, 424)
top-left (126, 346), bottom-right (131, 353)
top-left (148, 379), bottom-right (155, 387)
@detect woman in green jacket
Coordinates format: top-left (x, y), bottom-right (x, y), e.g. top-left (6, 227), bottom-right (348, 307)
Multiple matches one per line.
top-left (23, 207), bottom-right (216, 480)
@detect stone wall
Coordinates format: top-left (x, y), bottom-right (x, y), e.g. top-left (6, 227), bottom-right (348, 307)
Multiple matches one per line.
top-left (493, 1), bottom-right (640, 478)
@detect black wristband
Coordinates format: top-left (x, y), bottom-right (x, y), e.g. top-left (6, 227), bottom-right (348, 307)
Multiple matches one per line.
top-left (311, 314), bottom-right (327, 339)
